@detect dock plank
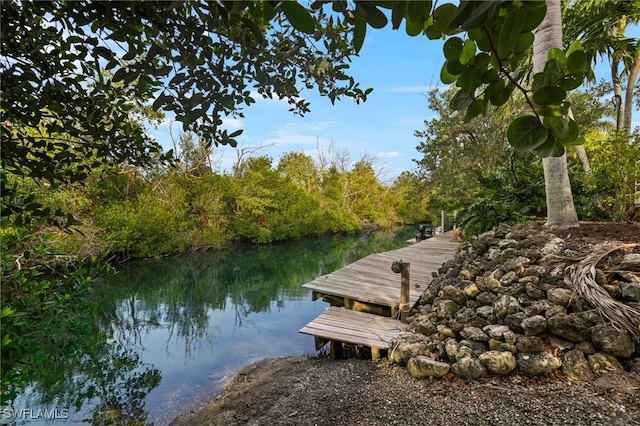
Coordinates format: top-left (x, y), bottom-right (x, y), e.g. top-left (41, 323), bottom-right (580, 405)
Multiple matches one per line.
top-left (299, 307), bottom-right (403, 349)
top-left (302, 234), bottom-right (458, 310)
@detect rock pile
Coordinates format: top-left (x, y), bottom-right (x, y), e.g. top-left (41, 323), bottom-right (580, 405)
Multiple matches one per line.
top-left (389, 223), bottom-right (640, 380)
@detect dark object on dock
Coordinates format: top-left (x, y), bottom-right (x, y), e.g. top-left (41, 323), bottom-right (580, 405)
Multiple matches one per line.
top-left (415, 223), bottom-right (433, 242)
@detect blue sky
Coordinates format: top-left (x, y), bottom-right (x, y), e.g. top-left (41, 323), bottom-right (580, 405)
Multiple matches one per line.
top-left (147, 22), bottom-right (639, 183)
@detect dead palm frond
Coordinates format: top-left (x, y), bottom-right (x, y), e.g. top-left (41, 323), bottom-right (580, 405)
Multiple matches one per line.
top-left (566, 243), bottom-right (640, 342)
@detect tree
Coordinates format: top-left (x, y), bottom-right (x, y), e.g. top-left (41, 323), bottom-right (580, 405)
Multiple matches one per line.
top-left (1, 0), bottom-right (369, 212)
top-left (313, 0), bottom-right (588, 228)
top-left (414, 87), bottom-right (513, 211)
top-left (533, 0), bottom-right (578, 228)
top-left (563, 0), bottom-right (640, 133)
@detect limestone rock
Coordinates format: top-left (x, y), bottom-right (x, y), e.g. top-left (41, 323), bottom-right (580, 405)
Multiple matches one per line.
top-left (483, 324), bottom-right (510, 340)
top-left (493, 295), bottom-right (520, 320)
top-left (441, 285), bottom-right (467, 305)
top-left (620, 282), bottom-right (640, 302)
top-left (451, 356), bottom-right (486, 379)
top-left (588, 352), bottom-right (624, 376)
top-left (547, 313), bottom-right (592, 342)
top-left (516, 336), bottom-right (544, 353)
top-left (388, 340), bottom-right (429, 366)
top-left (478, 351), bottom-right (517, 375)
top-left (517, 352), bottom-right (561, 377)
top-left (561, 349), bottom-right (593, 380)
top-left (460, 326), bottom-right (489, 342)
top-left (621, 253), bottom-right (640, 268)
top-left (521, 315), bottom-right (547, 336)
top-left (590, 325), bottom-right (635, 358)
top-left (408, 316), bottom-right (436, 336)
top-left (407, 356), bottom-right (450, 378)
top-left (546, 288), bottom-right (573, 306)
top-left (392, 223), bottom-right (639, 380)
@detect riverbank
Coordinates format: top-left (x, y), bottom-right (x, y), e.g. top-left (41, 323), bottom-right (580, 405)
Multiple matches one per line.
top-left (170, 355), bottom-right (640, 425)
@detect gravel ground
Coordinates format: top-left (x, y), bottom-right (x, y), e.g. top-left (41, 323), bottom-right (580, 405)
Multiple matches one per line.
top-left (170, 355), bottom-right (640, 426)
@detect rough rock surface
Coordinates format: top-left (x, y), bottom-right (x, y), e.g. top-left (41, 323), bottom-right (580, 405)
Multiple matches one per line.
top-left (391, 223), bottom-right (640, 381)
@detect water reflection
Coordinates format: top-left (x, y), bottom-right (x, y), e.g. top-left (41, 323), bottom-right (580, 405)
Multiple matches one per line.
top-left (4, 228), bottom-right (413, 425)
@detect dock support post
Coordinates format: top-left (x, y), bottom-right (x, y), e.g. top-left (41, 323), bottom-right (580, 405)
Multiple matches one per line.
top-left (400, 262), bottom-right (410, 323)
top-left (392, 259), bottom-right (411, 323)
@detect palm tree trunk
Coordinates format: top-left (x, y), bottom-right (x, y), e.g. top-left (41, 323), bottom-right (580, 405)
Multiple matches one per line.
top-left (623, 53), bottom-right (640, 133)
top-left (534, 0), bottom-right (579, 229)
top-left (567, 108), bottom-right (592, 176)
top-left (612, 56), bottom-right (624, 130)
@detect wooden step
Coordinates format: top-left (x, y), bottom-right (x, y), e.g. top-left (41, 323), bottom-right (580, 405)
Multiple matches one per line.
top-left (299, 306), bottom-right (404, 359)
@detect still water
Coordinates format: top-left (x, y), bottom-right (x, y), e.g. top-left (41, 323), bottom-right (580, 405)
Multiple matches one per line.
top-left (7, 228), bottom-right (414, 425)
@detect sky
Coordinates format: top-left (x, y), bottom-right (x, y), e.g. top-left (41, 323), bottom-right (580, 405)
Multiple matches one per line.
top-left (147, 22), bottom-right (640, 184)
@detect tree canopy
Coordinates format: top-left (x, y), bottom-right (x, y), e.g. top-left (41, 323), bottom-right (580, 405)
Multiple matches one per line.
top-left (1, 1), bottom-right (369, 186)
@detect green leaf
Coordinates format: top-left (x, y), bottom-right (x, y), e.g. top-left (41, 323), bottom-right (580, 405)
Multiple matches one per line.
top-left (563, 135), bottom-right (585, 147)
top-left (356, 1), bottom-right (388, 29)
top-left (507, 115), bottom-right (548, 152)
top-left (432, 3), bottom-right (457, 33)
top-left (93, 46), bottom-right (114, 60)
top-left (566, 39), bottom-right (582, 57)
top-left (169, 72), bottom-right (187, 85)
top-left (447, 0), bottom-right (473, 30)
top-left (481, 68), bottom-right (499, 84)
top-left (229, 129), bottom-right (243, 138)
top-left (535, 136), bottom-right (565, 157)
top-left (353, 6), bottom-right (367, 52)
top-left (391, 0), bottom-right (407, 29)
top-left (559, 75), bottom-right (582, 91)
top-left (513, 32), bottom-right (534, 53)
top-left (521, 1), bottom-right (546, 30)
top-left (497, 6), bottom-right (526, 59)
top-left (543, 116), bottom-right (569, 140)
top-left (424, 23), bottom-right (441, 39)
top-left (450, 90), bottom-right (474, 110)
top-left (446, 58), bottom-right (465, 75)
top-left (2, 334), bottom-right (12, 347)
top-left (457, 66), bottom-right (482, 92)
top-left (1, 306), bottom-right (16, 317)
top-left (112, 68), bottom-right (127, 83)
top-left (463, 98), bottom-right (484, 122)
top-left (407, 0), bottom-right (432, 23)
top-left (459, 1), bottom-right (500, 30)
top-left (567, 50), bottom-right (587, 74)
top-left (532, 86), bottom-right (566, 106)
top-left (546, 48), bottom-right (566, 66)
top-left (440, 62), bottom-right (457, 84)
top-left (537, 103), bottom-right (570, 117)
top-left (460, 39), bottom-right (476, 65)
top-left (406, 18), bottom-right (425, 36)
top-left (443, 37), bottom-right (463, 61)
top-left (557, 118), bottom-right (579, 143)
top-left (280, 1), bottom-right (316, 34)
top-left (489, 81), bottom-right (514, 106)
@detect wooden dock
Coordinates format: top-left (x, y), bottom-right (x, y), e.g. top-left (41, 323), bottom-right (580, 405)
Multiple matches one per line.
top-left (299, 233), bottom-right (459, 359)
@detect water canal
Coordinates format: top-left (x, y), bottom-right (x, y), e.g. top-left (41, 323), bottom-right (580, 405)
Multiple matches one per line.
top-left (6, 227), bottom-right (414, 425)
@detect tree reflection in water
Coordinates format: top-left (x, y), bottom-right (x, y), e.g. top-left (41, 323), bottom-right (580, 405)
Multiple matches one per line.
top-left (5, 228), bottom-right (413, 425)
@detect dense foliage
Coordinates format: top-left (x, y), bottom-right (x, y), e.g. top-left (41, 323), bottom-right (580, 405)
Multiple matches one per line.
top-left (413, 84), bottom-right (639, 235)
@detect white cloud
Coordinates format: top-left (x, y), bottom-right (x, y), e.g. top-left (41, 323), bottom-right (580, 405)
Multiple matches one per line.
top-left (222, 117), bottom-right (243, 129)
top-left (376, 151), bottom-right (402, 158)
